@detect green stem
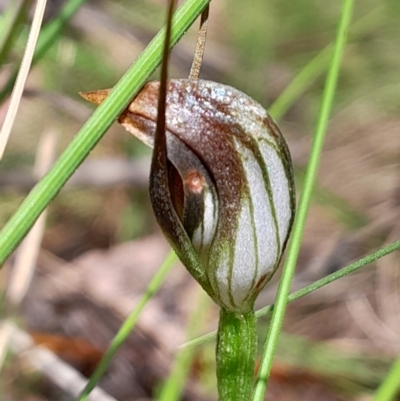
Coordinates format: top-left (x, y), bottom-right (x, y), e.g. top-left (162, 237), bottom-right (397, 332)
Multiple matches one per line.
top-left (373, 357), bottom-right (400, 401)
top-left (216, 308), bottom-right (256, 401)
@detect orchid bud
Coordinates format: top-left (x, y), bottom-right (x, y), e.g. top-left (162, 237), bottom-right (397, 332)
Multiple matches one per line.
top-left (82, 80), bottom-right (295, 313)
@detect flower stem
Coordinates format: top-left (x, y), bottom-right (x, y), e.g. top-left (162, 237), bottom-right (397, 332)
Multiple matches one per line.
top-left (216, 308), bottom-right (256, 401)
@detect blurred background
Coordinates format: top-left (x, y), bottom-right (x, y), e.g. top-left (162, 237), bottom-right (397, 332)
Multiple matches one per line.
top-left (1, 0), bottom-right (400, 400)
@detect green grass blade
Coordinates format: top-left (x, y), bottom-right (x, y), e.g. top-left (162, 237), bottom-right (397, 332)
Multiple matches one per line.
top-left (77, 251), bottom-right (177, 401)
top-left (183, 239), bottom-right (400, 349)
top-left (0, 0), bottom-right (30, 67)
top-left (0, 0), bottom-right (89, 103)
top-left (32, 0), bottom-right (87, 62)
top-left (252, 0), bottom-right (355, 399)
top-left (373, 357), bottom-right (400, 401)
top-left (269, 46), bottom-right (332, 120)
top-left (269, 5), bottom-right (383, 121)
top-left (257, 239), bottom-right (400, 318)
top-left (268, 6), bottom-right (382, 232)
top-left (0, 0), bottom-right (211, 268)
top-left (158, 290), bottom-right (210, 401)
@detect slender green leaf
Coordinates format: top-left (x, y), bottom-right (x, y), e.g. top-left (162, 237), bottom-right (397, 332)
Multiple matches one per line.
top-left (158, 289), bottom-right (210, 401)
top-left (268, 5), bottom-right (383, 120)
top-left (0, 0), bottom-right (30, 67)
top-left (373, 357), bottom-right (400, 401)
top-left (77, 251), bottom-right (177, 401)
top-left (253, 0), bottom-right (355, 397)
top-left (0, 0), bottom-right (89, 103)
top-left (183, 239), bottom-right (400, 349)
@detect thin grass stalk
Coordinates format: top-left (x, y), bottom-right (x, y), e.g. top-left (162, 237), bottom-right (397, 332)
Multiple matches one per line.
top-left (0, 0), bottom-right (211, 268)
top-left (254, 0), bottom-right (356, 395)
top-left (269, 6), bottom-right (383, 231)
top-left (0, 0), bottom-right (89, 103)
top-left (0, 0), bottom-right (31, 67)
top-left (252, 0), bottom-right (356, 398)
top-left (268, 5), bottom-right (383, 121)
top-left (373, 357), bottom-right (400, 401)
top-left (158, 289), bottom-right (210, 401)
top-left (267, 5), bottom-right (382, 230)
top-left (77, 251), bottom-right (177, 401)
top-left (183, 238), bottom-right (400, 349)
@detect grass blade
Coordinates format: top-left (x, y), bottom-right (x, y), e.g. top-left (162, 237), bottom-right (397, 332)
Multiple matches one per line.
top-left (373, 357), bottom-right (400, 401)
top-left (77, 251), bottom-right (177, 401)
top-left (0, 0), bottom-right (89, 103)
top-left (269, 5), bottom-right (383, 121)
top-left (252, 0), bottom-right (355, 398)
top-left (183, 239), bottom-right (400, 349)
top-left (0, 0), bottom-right (30, 67)
top-left (158, 289), bottom-right (210, 401)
